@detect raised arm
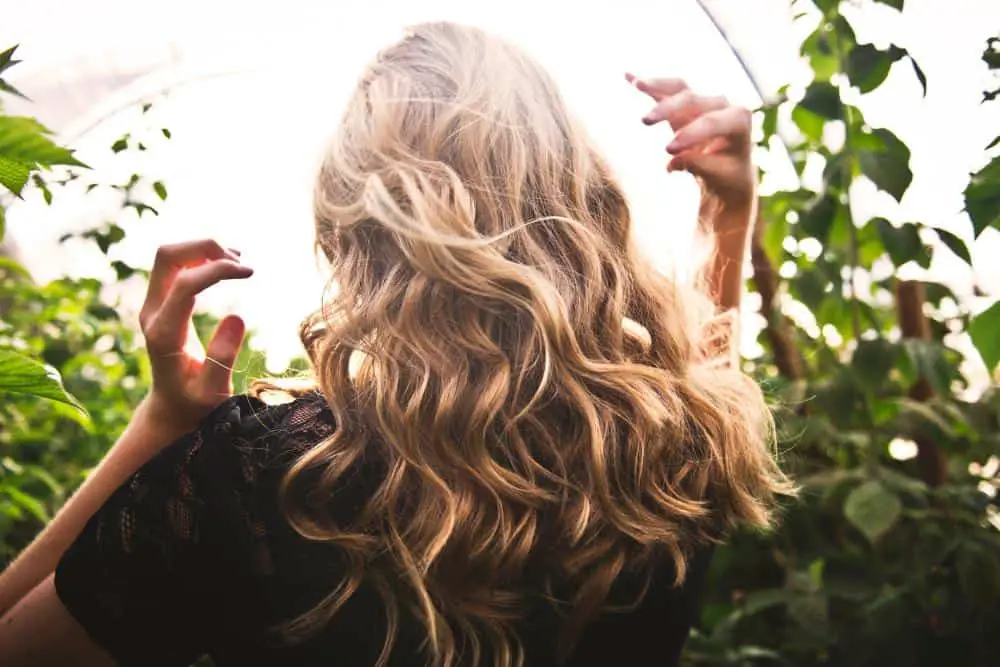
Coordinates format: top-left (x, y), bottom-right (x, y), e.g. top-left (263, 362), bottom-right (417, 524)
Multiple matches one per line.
top-left (0, 240), bottom-right (251, 664)
top-left (626, 74), bottom-right (757, 314)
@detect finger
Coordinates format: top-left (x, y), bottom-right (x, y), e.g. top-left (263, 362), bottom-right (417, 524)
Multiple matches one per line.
top-left (146, 260), bottom-right (253, 351)
top-left (644, 92), bottom-right (728, 129)
top-left (626, 73), bottom-right (688, 101)
top-left (200, 314), bottom-right (246, 396)
top-left (667, 106), bottom-right (752, 155)
top-left (143, 240), bottom-right (240, 316)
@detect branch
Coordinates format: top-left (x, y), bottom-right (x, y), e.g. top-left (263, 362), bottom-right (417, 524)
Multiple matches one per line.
top-left (895, 280), bottom-right (947, 486)
top-left (750, 206), bottom-right (805, 382)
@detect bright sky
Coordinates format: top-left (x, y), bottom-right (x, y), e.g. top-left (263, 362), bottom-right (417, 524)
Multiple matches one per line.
top-left (2, 0), bottom-right (999, 377)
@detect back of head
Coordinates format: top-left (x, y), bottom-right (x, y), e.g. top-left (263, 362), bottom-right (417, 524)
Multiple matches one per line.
top-left (281, 21), bottom-right (791, 667)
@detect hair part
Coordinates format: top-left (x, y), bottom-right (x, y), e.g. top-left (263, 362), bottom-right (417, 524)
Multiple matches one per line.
top-left (256, 21), bottom-right (794, 667)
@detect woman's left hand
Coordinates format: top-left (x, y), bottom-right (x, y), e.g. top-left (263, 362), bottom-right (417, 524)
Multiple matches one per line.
top-left (627, 74), bottom-right (756, 219)
top-left (138, 239), bottom-right (254, 434)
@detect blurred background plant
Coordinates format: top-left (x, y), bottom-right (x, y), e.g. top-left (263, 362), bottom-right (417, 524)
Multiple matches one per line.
top-left (685, 2), bottom-right (1000, 665)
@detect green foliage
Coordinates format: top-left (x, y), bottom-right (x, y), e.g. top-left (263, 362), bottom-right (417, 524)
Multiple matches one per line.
top-left (0, 350), bottom-right (87, 417)
top-left (685, 4), bottom-right (1000, 666)
top-left (0, 49), bottom-right (86, 198)
top-left (965, 38), bottom-right (1000, 237)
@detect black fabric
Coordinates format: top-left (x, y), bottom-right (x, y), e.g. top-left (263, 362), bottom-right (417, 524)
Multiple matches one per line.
top-left (55, 393), bottom-right (713, 667)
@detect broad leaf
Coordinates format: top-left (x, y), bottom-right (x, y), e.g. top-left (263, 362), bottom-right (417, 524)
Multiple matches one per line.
top-left (799, 195), bottom-right (838, 244)
top-left (964, 156), bottom-right (1000, 237)
top-left (0, 349), bottom-right (87, 415)
top-left (0, 116), bottom-right (86, 169)
top-left (0, 154), bottom-right (30, 196)
top-left (932, 227), bottom-right (972, 265)
top-left (847, 44), bottom-right (904, 93)
top-left (874, 218), bottom-right (923, 267)
top-left (858, 128), bottom-right (913, 201)
top-left (903, 339), bottom-right (957, 396)
top-left (851, 339), bottom-right (896, 390)
top-left (969, 300), bottom-right (1000, 371)
top-left (799, 81), bottom-right (844, 120)
top-left (0, 45), bottom-right (28, 100)
top-left (792, 106), bottom-right (825, 142)
top-left (844, 480), bottom-right (902, 543)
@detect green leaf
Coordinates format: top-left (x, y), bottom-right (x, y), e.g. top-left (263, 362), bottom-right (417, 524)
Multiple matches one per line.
top-left (903, 339), bottom-right (955, 395)
top-left (892, 397), bottom-right (956, 438)
top-left (84, 224), bottom-right (126, 255)
top-left (0, 45), bottom-right (21, 74)
top-left (0, 45), bottom-right (28, 100)
top-left (987, 135), bottom-right (1000, 152)
top-left (110, 137), bottom-right (128, 153)
top-left (874, 0), bottom-right (904, 9)
top-left (843, 480), bottom-right (902, 543)
top-left (761, 215), bottom-right (787, 267)
top-left (0, 154), bottom-right (30, 196)
top-left (802, 28), bottom-right (839, 82)
top-left (984, 40), bottom-right (1000, 70)
top-left (859, 128), bottom-right (913, 201)
top-left (794, 269), bottom-right (829, 310)
top-left (161, 128), bottom-right (172, 139)
top-left (792, 106), bottom-right (825, 142)
top-left (0, 349), bottom-right (87, 415)
top-left (153, 181), bottom-right (168, 200)
top-left (908, 55), bottom-right (928, 96)
top-left (0, 78), bottom-right (29, 100)
top-left (0, 255), bottom-right (31, 279)
top-left (970, 300), bottom-right (1000, 371)
top-left (742, 588), bottom-right (788, 617)
top-left (128, 202), bottom-right (159, 217)
top-left (800, 195), bottom-right (838, 244)
top-left (111, 260), bottom-right (138, 281)
top-left (847, 44), bottom-right (904, 94)
top-left (874, 218), bottom-right (923, 267)
top-left (799, 81), bottom-right (843, 120)
top-left (0, 485), bottom-right (49, 523)
top-left (852, 339), bottom-right (896, 390)
top-left (964, 156), bottom-right (1000, 237)
top-left (932, 227), bottom-right (972, 265)
top-left (0, 116), bottom-right (87, 169)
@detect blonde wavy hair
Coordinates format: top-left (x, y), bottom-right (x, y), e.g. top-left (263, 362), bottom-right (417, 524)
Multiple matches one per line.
top-left (263, 21), bottom-right (792, 667)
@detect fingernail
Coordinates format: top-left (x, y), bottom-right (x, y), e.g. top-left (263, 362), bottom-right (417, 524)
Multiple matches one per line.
top-left (642, 115), bottom-right (654, 125)
top-left (667, 141), bottom-right (683, 154)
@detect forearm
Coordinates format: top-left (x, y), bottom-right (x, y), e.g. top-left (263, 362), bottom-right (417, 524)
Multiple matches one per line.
top-left (702, 198), bottom-right (755, 312)
top-left (0, 397), bottom-right (188, 614)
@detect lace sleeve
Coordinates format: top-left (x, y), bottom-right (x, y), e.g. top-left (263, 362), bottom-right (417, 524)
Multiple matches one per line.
top-left (53, 395), bottom-right (274, 667)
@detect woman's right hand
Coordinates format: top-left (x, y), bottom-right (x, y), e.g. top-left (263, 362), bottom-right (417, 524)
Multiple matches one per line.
top-left (138, 239), bottom-right (253, 435)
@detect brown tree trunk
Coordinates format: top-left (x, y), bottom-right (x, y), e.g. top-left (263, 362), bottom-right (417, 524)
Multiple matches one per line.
top-left (749, 208), bottom-right (805, 383)
top-left (895, 280), bottom-right (948, 486)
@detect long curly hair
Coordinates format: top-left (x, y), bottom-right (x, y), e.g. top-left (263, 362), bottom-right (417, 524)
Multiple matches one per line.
top-left (265, 21), bottom-right (793, 667)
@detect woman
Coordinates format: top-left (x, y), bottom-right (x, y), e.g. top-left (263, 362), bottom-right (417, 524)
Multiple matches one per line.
top-left (0, 22), bottom-right (792, 667)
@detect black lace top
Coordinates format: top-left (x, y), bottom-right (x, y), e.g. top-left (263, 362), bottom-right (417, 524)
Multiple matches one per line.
top-left (55, 393), bottom-right (712, 667)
